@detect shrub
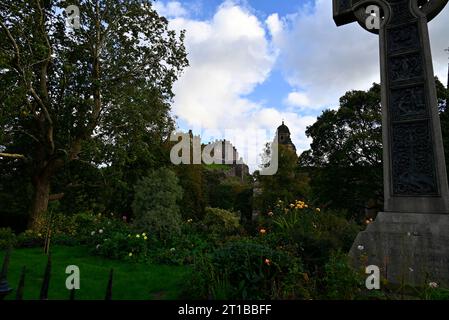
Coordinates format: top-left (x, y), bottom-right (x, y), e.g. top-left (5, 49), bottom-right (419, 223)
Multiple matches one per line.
top-left (321, 251), bottom-right (363, 300)
top-left (132, 168), bottom-right (183, 239)
top-left (261, 200), bottom-right (360, 271)
top-left (201, 207), bottom-right (242, 238)
top-left (149, 229), bottom-right (211, 265)
top-left (0, 228), bottom-right (17, 249)
top-left (93, 231), bottom-right (149, 261)
top-left (422, 286), bottom-right (449, 300)
top-left (16, 230), bottom-right (45, 248)
top-left (186, 239), bottom-right (308, 300)
top-left (72, 211), bottom-right (98, 242)
top-left (78, 213), bottom-right (147, 260)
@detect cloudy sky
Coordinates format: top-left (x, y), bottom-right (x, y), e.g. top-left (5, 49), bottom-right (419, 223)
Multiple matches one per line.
top-left (153, 0), bottom-right (449, 168)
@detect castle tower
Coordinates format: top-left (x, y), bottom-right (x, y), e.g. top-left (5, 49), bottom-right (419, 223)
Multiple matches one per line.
top-left (277, 121), bottom-right (296, 152)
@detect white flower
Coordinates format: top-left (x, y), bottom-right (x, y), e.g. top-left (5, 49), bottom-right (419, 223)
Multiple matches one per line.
top-left (357, 245), bottom-right (364, 251)
top-left (96, 244), bottom-right (101, 250)
top-left (99, 229), bottom-right (103, 234)
top-left (91, 231), bottom-right (95, 236)
top-left (409, 267), bottom-right (414, 272)
top-left (170, 247), bottom-right (176, 252)
top-left (429, 282), bottom-right (439, 288)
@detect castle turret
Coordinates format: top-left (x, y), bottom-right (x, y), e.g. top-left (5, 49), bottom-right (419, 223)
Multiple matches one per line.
top-left (276, 121), bottom-right (296, 152)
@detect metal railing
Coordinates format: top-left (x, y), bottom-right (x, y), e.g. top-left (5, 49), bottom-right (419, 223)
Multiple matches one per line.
top-left (0, 248), bottom-right (114, 300)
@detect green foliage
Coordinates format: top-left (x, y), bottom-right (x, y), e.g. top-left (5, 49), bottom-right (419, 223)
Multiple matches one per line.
top-left (201, 207), bottom-right (242, 238)
top-left (255, 145), bottom-right (310, 214)
top-left (421, 286), bottom-right (449, 300)
top-left (176, 164), bottom-right (206, 220)
top-left (203, 168), bottom-right (253, 222)
top-left (16, 230), bottom-right (45, 248)
top-left (132, 168), bottom-right (183, 239)
top-left (59, 211), bottom-right (148, 260)
top-left (72, 212), bottom-right (100, 241)
top-left (321, 251), bottom-right (363, 300)
top-left (0, 0), bottom-right (188, 226)
top-left (186, 239), bottom-right (307, 300)
top-left (299, 84), bottom-right (383, 218)
top-left (260, 200), bottom-right (360, 272)
top-left (0, 160), bottom-right (33, 231)
top-left (92, 231), bottom-right (149, 261)
top-left (0, 227), bottom-right (17, 249)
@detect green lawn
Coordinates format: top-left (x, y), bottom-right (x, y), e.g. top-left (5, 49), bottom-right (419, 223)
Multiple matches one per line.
top-left (204, 163), bottom-right (232, 171)
top-left (0, 246), bottom-right (191, 300)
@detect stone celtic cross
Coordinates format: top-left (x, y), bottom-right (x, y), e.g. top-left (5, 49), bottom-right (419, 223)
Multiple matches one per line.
top-left (334, 0), bottom-right (449, 214)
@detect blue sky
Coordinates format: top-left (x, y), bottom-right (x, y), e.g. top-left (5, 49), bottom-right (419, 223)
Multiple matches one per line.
top-left (152, 0), bottom-right (449, 169)
top-left (172, 0), bottom-right (313, 20)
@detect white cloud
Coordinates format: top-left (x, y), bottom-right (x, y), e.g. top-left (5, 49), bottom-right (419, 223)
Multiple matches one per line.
top-left (160, 0), bottom-right (449, 170)
top-left (169, 3), bottom-right (276, 131)
top-left (285, 91), bottom-right (311, 109)
top-left (273, 0), bottom-right (449, 110)
top-left (272, 0), bottom-right (380, 111)
top-left (266, 13), bottom-right (283, 37)
top-left (163, 1), bottom-right (318, 169)
top-left (153, 1), bottom-right (188, 18)
top-left (429, 6), bottom-right (449, 86)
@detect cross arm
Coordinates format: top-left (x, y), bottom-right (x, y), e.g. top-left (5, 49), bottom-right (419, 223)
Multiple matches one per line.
top-left (334, 0), bottom-right (448, 27)
top-left (419, 0), bottom-right (448, 22)
top-left (333, 0), bottom-right (372, 26)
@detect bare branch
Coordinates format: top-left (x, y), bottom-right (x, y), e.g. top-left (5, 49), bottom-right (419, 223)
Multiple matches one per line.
top-left (0, 153), bottom-right (26, 159)
top-left (0, 19), bottom-right (23, 74)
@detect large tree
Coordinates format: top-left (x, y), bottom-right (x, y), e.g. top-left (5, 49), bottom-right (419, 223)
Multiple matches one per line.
top-left (299, 83), bottom-right (383, 218)
top-left (0, 0), bottom-right (188, 229)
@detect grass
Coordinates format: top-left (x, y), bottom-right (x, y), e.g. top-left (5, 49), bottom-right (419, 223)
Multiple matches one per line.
top-left (204, 163), bottom-right (232, 171)
top-left (0, 245), bottom-right (191, 300)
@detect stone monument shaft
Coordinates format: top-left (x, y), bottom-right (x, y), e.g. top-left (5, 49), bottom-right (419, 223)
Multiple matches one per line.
top-left (334, 0), bottom-right (449, 214)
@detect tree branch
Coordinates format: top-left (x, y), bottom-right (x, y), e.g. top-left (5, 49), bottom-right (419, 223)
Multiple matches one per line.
top-left (0, 153), bottom-right (26, 159)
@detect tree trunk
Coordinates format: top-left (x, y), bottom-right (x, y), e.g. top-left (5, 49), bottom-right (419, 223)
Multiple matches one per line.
top-left (28, 175), bottom-right (51, 230)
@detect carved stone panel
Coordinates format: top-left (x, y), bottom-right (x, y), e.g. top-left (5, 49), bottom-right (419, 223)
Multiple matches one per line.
top-left (389, 0), bottom-right (415, 26)
top-left (389, 53), bottom-right (423, 82)
top-left (390, 86), bottom-right (427, 121)
top-left (388, 23), bottom-right (419, 53)
top-left (391, 121), bottom-right (438, 195)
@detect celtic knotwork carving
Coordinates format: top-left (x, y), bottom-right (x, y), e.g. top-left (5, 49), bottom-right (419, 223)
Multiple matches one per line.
top-left (392, 121), bottom-right (438, 195)
top-left (389, 53), bottom-right (423, 82)
top-left (389, 0), bottom-right (415, 25)
top-left (388, 23), bottom-right (420, 53)
top-left (390, 86), bottom-right (427, 121)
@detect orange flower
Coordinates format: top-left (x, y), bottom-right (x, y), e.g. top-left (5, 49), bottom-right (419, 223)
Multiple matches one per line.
top-left (259, 228), bottom-right (267, 235)
top-left (303, 273), bottom-right (310, 282)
